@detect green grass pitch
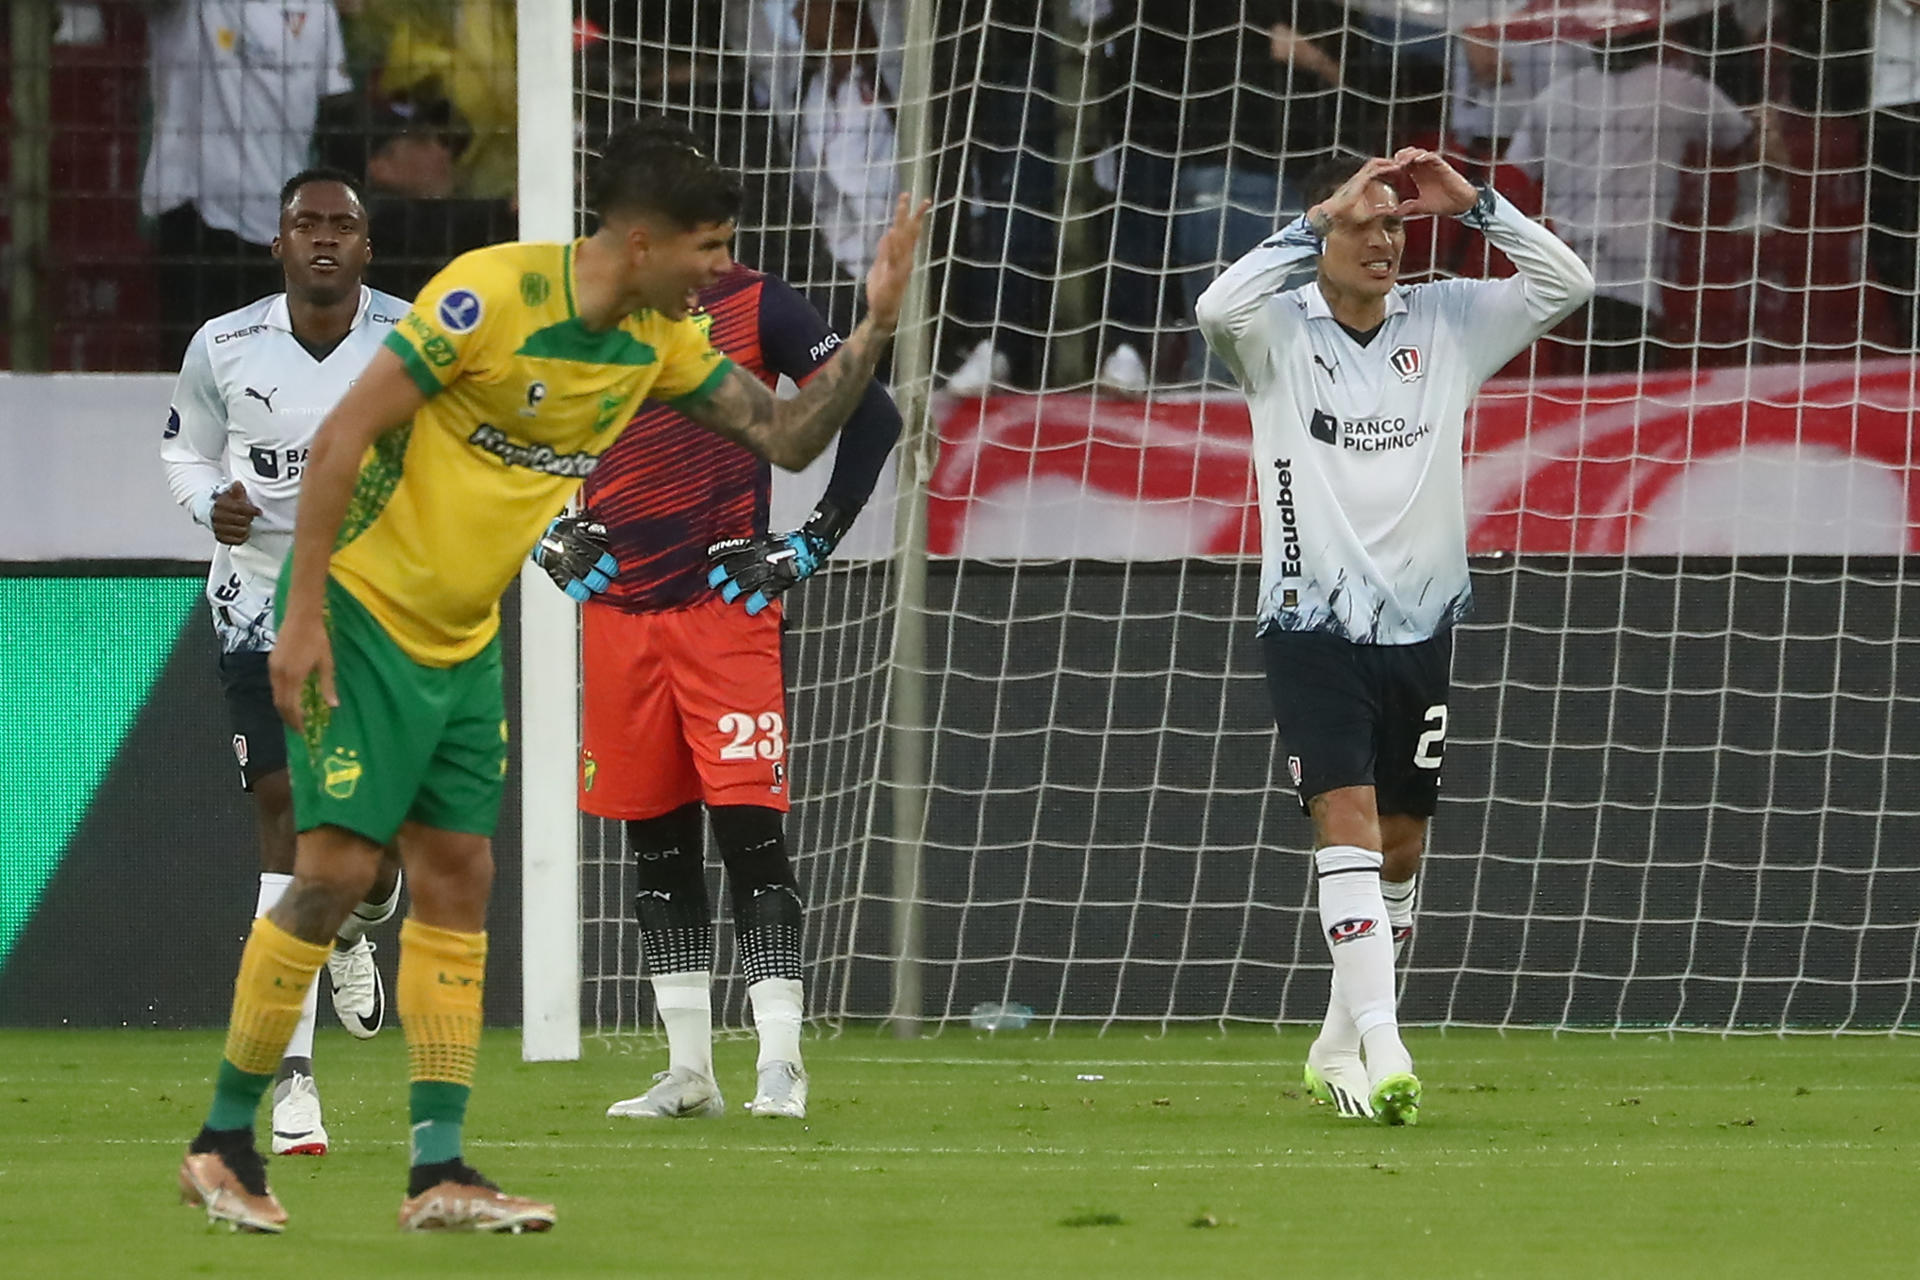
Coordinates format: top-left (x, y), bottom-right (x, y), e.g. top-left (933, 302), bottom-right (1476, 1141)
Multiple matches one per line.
top-left (1, 1026), bottom-right (1913, 1278)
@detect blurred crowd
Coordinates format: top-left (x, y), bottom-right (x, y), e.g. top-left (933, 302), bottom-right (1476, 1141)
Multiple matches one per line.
top-left (13, 1), bottom-right (1920, 381)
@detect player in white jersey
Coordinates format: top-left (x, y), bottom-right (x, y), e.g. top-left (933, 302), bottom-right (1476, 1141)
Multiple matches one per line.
top-left (1197, 150), bottom-right (1594, 1125)
top-left (161, 169), bottom-right (410, 1156)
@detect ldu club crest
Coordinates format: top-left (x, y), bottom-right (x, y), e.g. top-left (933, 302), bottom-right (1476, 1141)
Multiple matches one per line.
top-left (324, 748), bottom-right (363, 799)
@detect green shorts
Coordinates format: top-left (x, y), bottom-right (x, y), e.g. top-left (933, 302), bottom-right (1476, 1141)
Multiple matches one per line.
top-left (282, 575), bottom-right (507, 843)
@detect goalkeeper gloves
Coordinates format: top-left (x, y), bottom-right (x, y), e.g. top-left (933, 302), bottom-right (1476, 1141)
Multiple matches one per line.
top-left (533, 513), bottom-right (618, 602)
top-left (706, 499), bottom-right (855, 616)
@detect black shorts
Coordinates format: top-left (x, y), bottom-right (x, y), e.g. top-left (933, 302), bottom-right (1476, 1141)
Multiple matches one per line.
top-left (217, 649), bottom-right (288, 790)
top-left (1262, 628), bottom-right (1453, 818)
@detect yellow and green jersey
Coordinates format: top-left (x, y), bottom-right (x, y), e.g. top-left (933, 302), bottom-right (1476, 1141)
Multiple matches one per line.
top-left (331, 240), bottom-right (733, 666)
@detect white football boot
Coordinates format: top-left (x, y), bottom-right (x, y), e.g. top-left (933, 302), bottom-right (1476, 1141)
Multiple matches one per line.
top-left (606, 1067), bottom-right (726, 1119)
top-left (327, 936), bottom-right (385, 1039)
top-left (270, 1072), bottom-right (328, 1155)
top-left (744, 1061), bottom-right (809, 1119)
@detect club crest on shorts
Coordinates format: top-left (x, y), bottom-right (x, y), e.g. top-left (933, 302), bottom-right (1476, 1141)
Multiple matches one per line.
top-left (232, 734), bottom-right (249, 768)
top-left (581, 750), bottom-right (597, 793)
top-left (771, 761), bottom-right (785, 796)
top-left (323, 748), bottom-right (362, 799)
top-left (1328, 916), bottom-right (1378, 945)
top-left (1389, 345), bottom-right (1425, 383)
top-left (1287, 755), bottom-right (1303, 787)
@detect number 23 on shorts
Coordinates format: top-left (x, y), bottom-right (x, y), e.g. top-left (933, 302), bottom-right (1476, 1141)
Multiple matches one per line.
top-left (717, 710), bottom-right (786, 761)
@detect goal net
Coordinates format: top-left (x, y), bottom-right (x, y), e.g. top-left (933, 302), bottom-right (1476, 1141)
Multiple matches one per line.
top-left (551, 0), bottom-right (1920, 1041)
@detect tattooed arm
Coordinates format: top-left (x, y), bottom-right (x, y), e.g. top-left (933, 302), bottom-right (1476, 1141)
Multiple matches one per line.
top-left (679, 194), bottom-right (929, 470)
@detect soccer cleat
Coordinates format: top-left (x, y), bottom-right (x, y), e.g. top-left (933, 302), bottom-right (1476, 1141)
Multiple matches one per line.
top-left (1369, 1071), bottom-right (1423, 1127)
top-left (271, 1072), bottom-right (328, 1156)
top-left (743, 1060), bottom-right (809, 1119)
top-left (1096, 342), bottom-right (1149, 396)
top-left (179, 1144), bottom-right (288, 1233)
top-left (1303, 1043), bottom-right (1373, 1120)
top-left (605, 1067), bottom-right (725, 1119)
top-left (327, 936), bottom-right (385, 1038)
top-left (398, 1162), bottom-right (555, 1233)
top-left (943, 340), bottom-right (1011, 397)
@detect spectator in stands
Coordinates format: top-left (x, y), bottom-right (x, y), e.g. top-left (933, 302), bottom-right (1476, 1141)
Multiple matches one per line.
top-left (1867, 0), bottom-right (1920, 347)
top-left (346, 0), bottom-right (516, 200)
top-left (941, 0), bottom-right (1063, 394)
top-left (1504, 23), bottom-right (1766, 374)
top-left (783, 0), bottom-right (901, 339)
top-left (1449, 31), bottom-right (1588, 156)
top-left (317, 92), bottom-right (512, 303)
top-left (1092, 1), bottom-right (1417, 390)
top-left (141, 0), bottom-right (353, 363)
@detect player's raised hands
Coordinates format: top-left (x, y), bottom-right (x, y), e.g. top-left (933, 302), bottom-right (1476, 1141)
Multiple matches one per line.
top-left (1307, 156), bottom-right (1404, 237)
top-left (1391, 147), bottom-right (1477, 218)
top-left (864, 192), bottom-right (933, 332)
top-left (210, 480), bottom-right (263, 546)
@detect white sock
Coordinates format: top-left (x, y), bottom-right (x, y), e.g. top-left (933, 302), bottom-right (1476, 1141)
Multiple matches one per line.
top-left (257, 873), bottom-right (320, 1070)
top-left (285, 972), bottom-right (320, 1061)
top-left (255, 871), bottom-right (293, 918)
top-left (1315, 845), bottom-right (1411, 1081)
top-left (1314, 973), bottom-right (1362, 1056)
top-left (1383, 873), bottom-right (1418, 963)
top-left (652, 971), bottom-right (714, 1078)
top-left (336, 870), bottom-right (402, 946)
top-left (749, 977), bottom-right (805, 1071)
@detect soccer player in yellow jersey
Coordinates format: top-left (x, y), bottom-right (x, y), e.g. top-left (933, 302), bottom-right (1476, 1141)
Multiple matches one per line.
top-left (177, 121), bottom-right (929, 1234)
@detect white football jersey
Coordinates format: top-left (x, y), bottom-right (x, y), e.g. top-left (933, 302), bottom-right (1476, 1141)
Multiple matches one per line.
top-left (161, 286), bottom-right (407, 651)
top-left (1197, 189), bottom-right (1594, 644)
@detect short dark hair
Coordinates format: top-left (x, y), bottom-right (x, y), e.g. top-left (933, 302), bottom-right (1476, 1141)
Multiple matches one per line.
top-left (279, 167), bottom-right (366, 212)
top-left (1301, 153), bottom-right (1379, 213)
top-left (588, 117), bottom-right (743, 229)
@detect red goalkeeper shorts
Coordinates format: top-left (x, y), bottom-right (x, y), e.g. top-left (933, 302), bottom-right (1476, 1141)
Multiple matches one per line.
top-left (579, 594), bottom-right (790, 819)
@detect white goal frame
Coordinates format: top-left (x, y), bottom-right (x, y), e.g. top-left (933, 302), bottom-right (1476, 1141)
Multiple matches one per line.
top-left (518, 0), bottom-right (580, 1062)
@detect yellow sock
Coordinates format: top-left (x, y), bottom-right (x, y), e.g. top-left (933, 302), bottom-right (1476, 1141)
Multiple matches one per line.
top-left (399, 918), bottom-right (487, 1166)
top-left (222, 915), bottom-right (332, 1076)
top-left (400, 918), bottom-right (487, 1085)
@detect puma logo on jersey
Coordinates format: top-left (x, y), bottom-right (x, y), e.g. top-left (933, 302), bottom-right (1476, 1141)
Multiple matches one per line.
top-left (244, 386), bottom-right (278, 412)
top-left (1313, 354), bottom-right (1338, 381)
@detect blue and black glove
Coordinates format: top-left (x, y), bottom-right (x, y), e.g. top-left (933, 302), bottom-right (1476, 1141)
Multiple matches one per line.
top-left (533, 513), bottom-right (618, 602)
top-left (705, 499), bottom-right (855, 616)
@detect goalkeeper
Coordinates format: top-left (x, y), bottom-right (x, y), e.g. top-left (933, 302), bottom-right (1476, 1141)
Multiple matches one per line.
top-left (538, 253), bottom-right (898, 1124)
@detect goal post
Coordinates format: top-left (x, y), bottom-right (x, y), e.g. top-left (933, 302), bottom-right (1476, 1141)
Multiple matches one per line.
top-left (517, 0), bottom-right (579, 1063)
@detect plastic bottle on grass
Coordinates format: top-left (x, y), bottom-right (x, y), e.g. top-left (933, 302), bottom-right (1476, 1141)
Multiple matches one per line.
top-left (968, 1001), bottom-right (1034, 1031)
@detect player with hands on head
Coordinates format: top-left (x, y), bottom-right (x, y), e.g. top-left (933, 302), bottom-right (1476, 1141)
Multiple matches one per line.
top-left (160, 168), bottom-right (409, 1166)
top-left (541, 136), bottom-right (899, 1121)
top-left (1197, 146), bottom-right (1593, 1126)
top-left (177, 115), bottom-right (927, 1234)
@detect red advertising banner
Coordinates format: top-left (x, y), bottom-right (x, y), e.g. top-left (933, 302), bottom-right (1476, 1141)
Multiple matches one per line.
top-left (931, 359), bottom-right (1920, 558)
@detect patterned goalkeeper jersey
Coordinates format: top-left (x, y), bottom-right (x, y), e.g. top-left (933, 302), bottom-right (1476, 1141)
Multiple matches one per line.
top-left (583, 265), bottom-right (850, 613)
top-left (338, 240), bottom-right (733, 666)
